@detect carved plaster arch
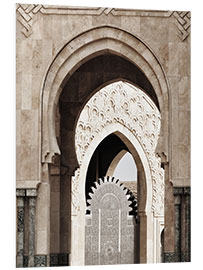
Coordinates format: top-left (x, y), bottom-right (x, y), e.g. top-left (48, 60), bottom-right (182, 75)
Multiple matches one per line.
top-left (71, 81), bottom-right (164, 264)
top-left (71, 123), bottom-right (153, 265)
top-left (74, 80), bottom-right (164, 217)
top-left (41, 25), bottom-right (170, 164)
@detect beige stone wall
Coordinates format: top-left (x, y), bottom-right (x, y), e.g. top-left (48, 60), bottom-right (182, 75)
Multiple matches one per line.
top-left (16, 5), bottom-right (190, 189)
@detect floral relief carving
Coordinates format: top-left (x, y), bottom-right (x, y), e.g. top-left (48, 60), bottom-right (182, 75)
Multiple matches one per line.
top-left (75, 81), bottom-right (164, 216)
top-left (71, 168), bottom-right (80, 215)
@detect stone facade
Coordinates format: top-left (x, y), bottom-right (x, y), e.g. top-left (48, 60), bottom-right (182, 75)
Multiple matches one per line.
top-left (16, 4), bottom-right (191, 267)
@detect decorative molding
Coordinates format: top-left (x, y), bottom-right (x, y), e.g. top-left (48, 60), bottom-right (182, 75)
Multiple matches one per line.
top-left (16, 181), bottom-right (41, 190)
top-left (71, 168), bottom-right (80, 215)
top-left (111, 9), bottom-right (173, 17)
top-left (173, 11), bottom-right (191, 41)
top-left (16, 4), bottom-right (43, 37)
top-left (16, 4), bottom-right (189, 42)
top-left (41, 6), bottom-right (111, 16)
top-left (40, 6), bottom-right (173, 17)
top-left (75, 81), bottom-right (164, 216)
top-left (16, 4), bottom-right (173, 38)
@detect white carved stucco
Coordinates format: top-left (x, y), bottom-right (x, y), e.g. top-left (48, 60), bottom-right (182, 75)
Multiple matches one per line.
top-left (74, 81), bottom-right (164, 216)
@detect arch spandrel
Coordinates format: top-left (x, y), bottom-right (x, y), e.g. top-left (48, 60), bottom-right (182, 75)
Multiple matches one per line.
top-left (41, 26), bottom-right (169, 164)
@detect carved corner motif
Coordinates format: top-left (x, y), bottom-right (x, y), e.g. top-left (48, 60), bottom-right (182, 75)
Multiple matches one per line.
top-left (173, 11), bottom-right (191, 41)
top-left (16, 4), bottom-right (43, 37)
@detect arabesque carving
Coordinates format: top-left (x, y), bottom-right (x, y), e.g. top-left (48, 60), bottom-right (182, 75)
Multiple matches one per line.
top-left (75, 81), bottom-right (164, 216)
top-left (71, 168), bottom-right (80, 215)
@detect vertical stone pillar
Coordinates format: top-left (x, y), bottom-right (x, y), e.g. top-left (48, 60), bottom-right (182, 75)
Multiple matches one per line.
top-left (60, 172), bottom-right (71, 266)
top-left (184, 188), bottom-right (191, 262)
top-left (16, 189), bottom-right (26, 268)
top-left (139, 212), bottom-right (147, 263)
top-left (174, 188), bottom-right (181, 261)
top-left (162, 161), bottom-right (176, 262)
top-left (26, 189), bottom-right (37, 267)
top-left (173, 187), bottom-right (191, 262)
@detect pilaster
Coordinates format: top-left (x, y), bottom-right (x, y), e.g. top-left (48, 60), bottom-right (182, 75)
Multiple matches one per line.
top-left (16, 189), bottom-right (26, 268)
top-left (164, 187), bottom-right (191, 262)
top-left (27, 189), bottom-right (38, 267)
top-left (16, 188), bottom-right (38, 268)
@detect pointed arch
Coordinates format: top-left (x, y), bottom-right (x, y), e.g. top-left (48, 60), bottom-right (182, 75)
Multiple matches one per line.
top-left (41, 25), bottom-right (170, 164)
top-left (70, 80), bottom-right (164, 265)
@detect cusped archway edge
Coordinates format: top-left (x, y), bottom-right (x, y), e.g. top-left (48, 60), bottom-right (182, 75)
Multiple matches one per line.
top-left (75, 80), bottom-right (164, 216)
top-left (41, 25), bottom-right (170, 164)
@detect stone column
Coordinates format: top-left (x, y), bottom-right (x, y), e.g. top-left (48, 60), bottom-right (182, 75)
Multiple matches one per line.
top-left (184, 188), bottom-right (191, 262)
top-left (60, 172), bottom-right (71, 266)
top-left (16, 189), bottom-right (25, 268)
top-left (173, 187), bottom-right (191, 262)
top-left (139, 212), bottom-right (147, 263)
top-left (162, 161), bottom-right (176, 263)
top-left (26, 189), bottom-right (37, 267)
top-left (174, 188), bottom-right (181, 261)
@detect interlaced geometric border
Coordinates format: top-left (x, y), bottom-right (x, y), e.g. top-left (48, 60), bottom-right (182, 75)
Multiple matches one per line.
top-left (18, 4), bottom-right (188, 39)
top-left (16, 4), bottom-right (43, 37)
top-left (173, 11), bottom-right (191, 41)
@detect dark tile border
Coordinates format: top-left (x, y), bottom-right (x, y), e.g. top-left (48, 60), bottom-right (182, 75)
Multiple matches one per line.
top-left (23, 256), bottom-right (28, 267)
top-left (164, 252), bottom-right (179, 263)
top-left (50, 254), bottom-right (59, 267)
top-left (58, 253), bottom-right (69, 266)
top-left (34, 255), bottom-right (47, 267)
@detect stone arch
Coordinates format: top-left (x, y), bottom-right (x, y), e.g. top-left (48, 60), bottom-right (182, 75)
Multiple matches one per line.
top-left (70, 81), bottom-right (164, 265)
top-left (71, 123), bottom-right (152, 265)
top-left (74, 81), bottom-right (163, 215)
top-left (41, 25), bottom-right (170, 164)
top-left (106, 149), bottom-right (128, 177)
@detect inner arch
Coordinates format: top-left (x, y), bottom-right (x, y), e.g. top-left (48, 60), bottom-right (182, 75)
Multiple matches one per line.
top-left (85, 133), bottom-right (129, 203)
top-left (113, 152), bottom-right (137, 182)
